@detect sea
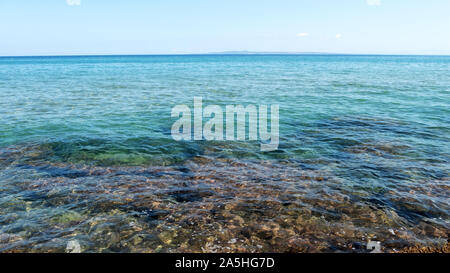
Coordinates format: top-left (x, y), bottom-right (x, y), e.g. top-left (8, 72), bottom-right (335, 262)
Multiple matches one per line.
top-left (0, 54), bottom-right (448, 252)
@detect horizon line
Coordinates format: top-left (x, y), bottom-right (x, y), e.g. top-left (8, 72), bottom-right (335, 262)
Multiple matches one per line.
top-left (1, 51), bottom-right (450, 58)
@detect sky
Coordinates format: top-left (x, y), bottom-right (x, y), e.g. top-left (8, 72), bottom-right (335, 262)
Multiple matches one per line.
top-left (1, 0), bottom-right (450, 56)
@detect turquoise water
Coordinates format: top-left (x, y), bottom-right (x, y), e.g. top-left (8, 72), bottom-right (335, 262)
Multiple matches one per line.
top-left (0, 55), bottom-right (449, 252)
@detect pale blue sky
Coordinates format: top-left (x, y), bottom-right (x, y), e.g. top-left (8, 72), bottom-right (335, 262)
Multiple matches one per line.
top-left (1, 0), bottom-right (449, 56)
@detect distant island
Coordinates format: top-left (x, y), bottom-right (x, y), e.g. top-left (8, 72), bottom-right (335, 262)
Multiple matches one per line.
top-left (207, 51), bottom-right (337, 55)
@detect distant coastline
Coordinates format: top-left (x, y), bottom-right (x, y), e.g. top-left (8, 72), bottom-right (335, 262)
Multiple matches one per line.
top-left (207, 51), bottom-right (336, 55)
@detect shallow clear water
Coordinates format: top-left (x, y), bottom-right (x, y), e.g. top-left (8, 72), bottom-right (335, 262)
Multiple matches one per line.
top-left (0, 55), bottom-right (449, 252)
